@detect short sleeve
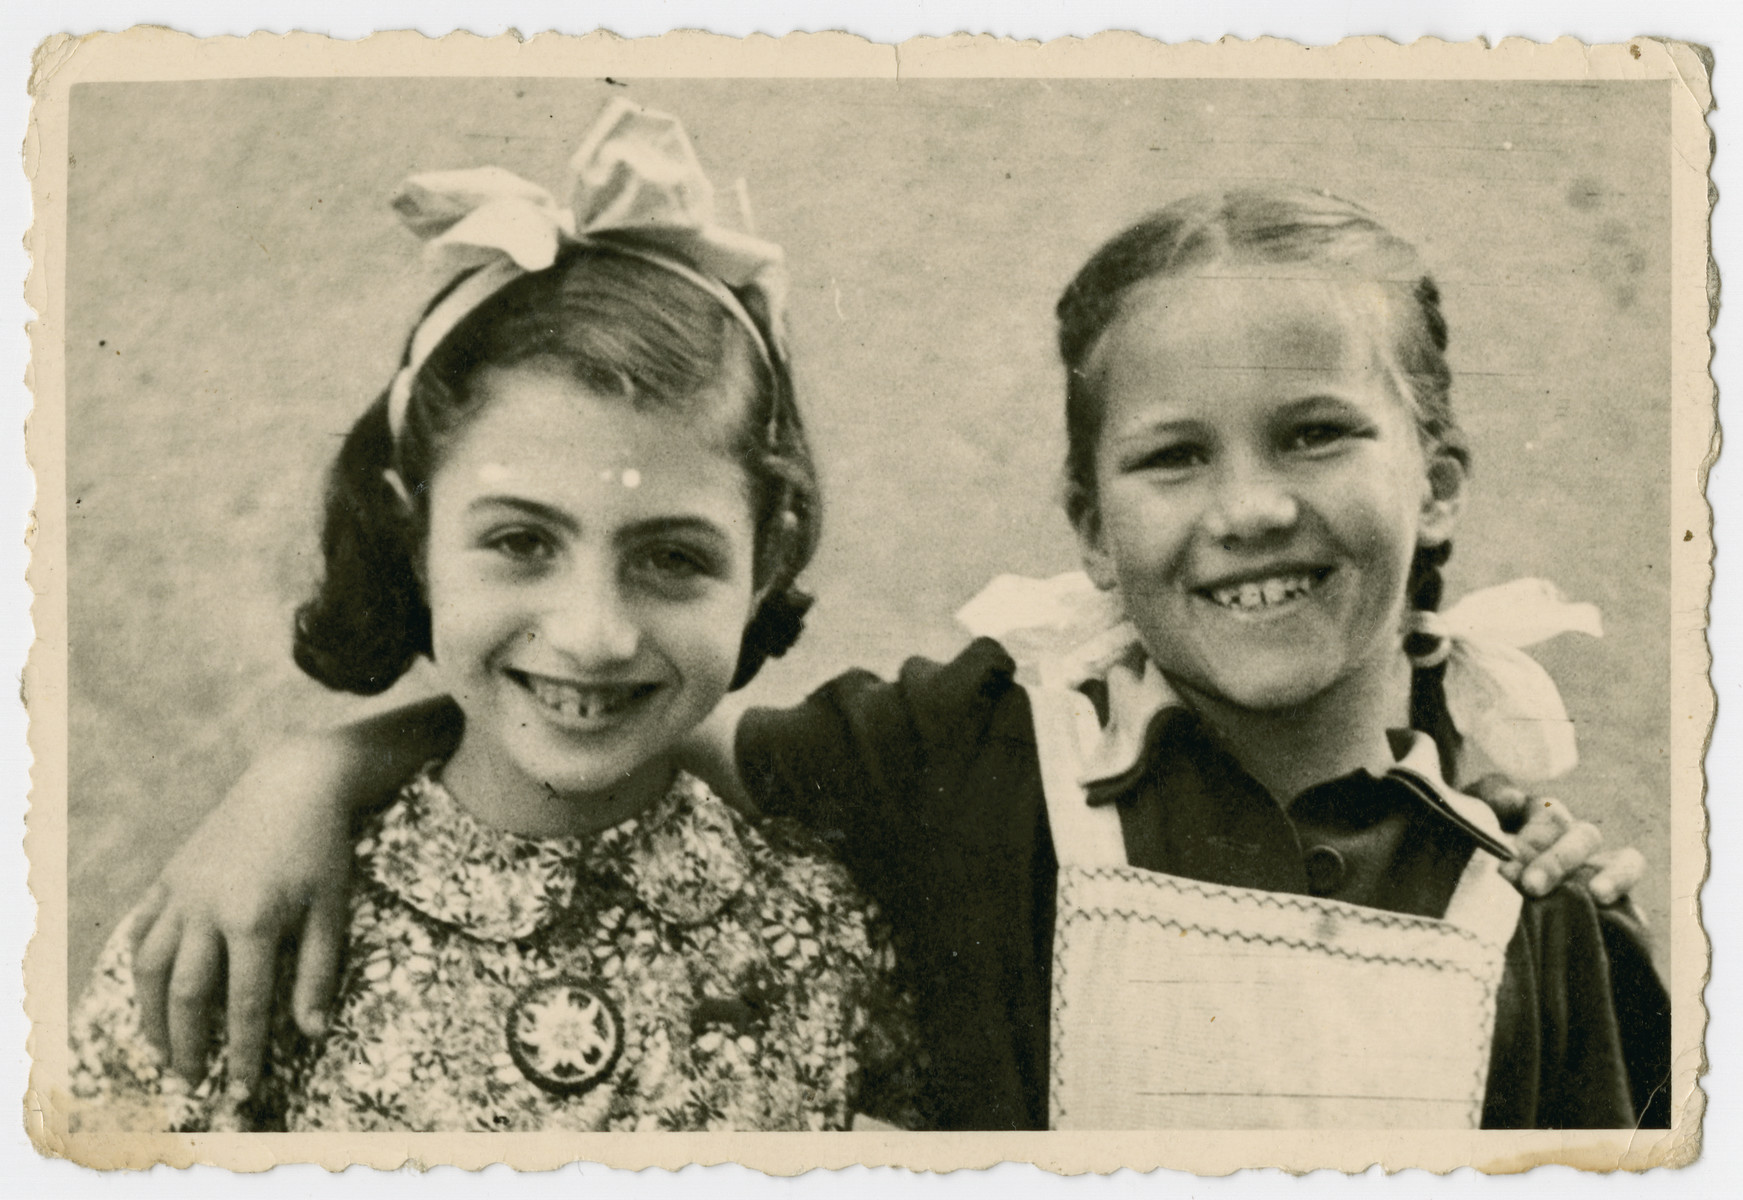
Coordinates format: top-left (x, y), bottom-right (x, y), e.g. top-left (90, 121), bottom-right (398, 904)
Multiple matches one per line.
top-left (734, 637), bottom-right (1023, 898)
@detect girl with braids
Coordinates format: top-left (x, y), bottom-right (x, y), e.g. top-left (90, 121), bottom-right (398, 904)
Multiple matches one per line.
top-left (126, 186), bottom-right (1663, 1131)
top-left (68, 101), bottom-right (918, 1132)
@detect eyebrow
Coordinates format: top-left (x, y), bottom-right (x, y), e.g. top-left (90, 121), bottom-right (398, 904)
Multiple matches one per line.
top-left (1111, 414), bottom-right (1206, 443)
top-left (617, 515), bottom-right (733, 546)
top-left (1271, 392), bottom-right (1373, 419)
top-left (466, 497), bottom-right (731, 545)
top-left (1112, 391), bottom-right (1368, 441)
top-left (466, 495), bottom-right (580, 534)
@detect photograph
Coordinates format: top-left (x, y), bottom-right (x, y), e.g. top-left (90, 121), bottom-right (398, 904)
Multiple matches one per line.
top-left (22, 30), bottom-right (1711, 1174)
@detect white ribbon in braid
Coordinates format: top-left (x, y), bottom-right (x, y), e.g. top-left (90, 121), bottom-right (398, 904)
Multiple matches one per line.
top-left (957, 572), bottom-right (1603, 784)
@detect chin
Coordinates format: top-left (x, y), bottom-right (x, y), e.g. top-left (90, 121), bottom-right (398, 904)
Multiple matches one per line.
top-left (1175, 658), bottom-right (1347, 716)
top-left (536, 758), bottom-right (667, 804)
top-left (504, 727), bottom-right (670, 800)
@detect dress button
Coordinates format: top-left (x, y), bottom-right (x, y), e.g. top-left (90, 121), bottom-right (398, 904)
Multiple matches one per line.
top-left (1303, 845), bottom-right (1347, 895)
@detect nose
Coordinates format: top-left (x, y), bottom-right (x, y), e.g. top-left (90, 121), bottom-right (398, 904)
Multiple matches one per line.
top-left (1202, 453), bottom-right (1299, 545)
top-left (536, 560), bottom-right (641, 666)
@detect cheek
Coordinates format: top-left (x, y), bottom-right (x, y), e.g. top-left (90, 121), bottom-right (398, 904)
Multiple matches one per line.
top-left (1098, 477), bottom-right (1196, 571)
top-left (661, 613), bottom-right (747, 704)
top-left (423, 559), bottom-right (522, 665)
top-left (656, 582), bottom-right (757, 678)
top-left (1320, 444), bottom-right (1430, 544)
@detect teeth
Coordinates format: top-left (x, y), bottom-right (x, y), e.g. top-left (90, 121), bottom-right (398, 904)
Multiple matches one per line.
top-left (524, 675), bottom-right (645, 720)
top-left (1209, 573), bottom-right (1320, 611)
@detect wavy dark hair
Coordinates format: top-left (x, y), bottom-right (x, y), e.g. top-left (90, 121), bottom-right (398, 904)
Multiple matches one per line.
top-left (294, 245), bottom-right (820, 695)
top-left (1055, 187), bottom-right (1469, 770)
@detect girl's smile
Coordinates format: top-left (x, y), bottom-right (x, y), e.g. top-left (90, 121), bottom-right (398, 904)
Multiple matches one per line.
top-left (507, 669), bottom-right (662, 728)
top-left (1197, 563), bottom-right (1334, 616)
top-left (424, 357), bottom-right (760, 837)
top-left (1077, 273), bottom-right (1462, 723)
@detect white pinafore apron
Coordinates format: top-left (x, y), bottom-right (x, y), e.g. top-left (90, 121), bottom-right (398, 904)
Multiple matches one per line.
top-left (1026, 683), bottom-right (1523, 1130)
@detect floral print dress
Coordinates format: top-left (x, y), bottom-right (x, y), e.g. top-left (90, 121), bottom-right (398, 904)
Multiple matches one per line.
top-left (70, 766), bottom-right (919, 1132)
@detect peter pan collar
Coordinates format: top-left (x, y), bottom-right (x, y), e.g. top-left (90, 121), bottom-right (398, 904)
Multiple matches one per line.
top-left (359, 764), bottom-right (751, 942)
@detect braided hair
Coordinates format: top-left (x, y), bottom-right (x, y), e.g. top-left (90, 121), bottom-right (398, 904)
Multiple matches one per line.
top-left (294, 246), bottom-right (821, 695)
top-left (1055, 188), bottom-right (1470, 769)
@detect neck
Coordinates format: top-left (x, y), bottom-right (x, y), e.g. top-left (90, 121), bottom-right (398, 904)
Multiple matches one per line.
top-left (1177, 650), bottom-right (1414, 808)
top-left (440, 734), bottom-right (675, 838)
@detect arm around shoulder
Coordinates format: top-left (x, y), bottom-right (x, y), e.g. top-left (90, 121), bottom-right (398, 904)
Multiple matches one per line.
top-left (129, 696), bottom-right (462, 1089)
top-left (733, 639), bottom-right (1022, 851)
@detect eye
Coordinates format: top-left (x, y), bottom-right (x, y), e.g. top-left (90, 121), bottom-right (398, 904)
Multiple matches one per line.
top-left (1287, 419), bottom-right (1373, 453)
top-left (485, 526), bottom-right (556, 562)
top-left (632, 542), bottom-right (719, 585)
top-left (1129, 441), bottom-right (1209, 473)
top-left (643, 546), bottom-right (703, 576)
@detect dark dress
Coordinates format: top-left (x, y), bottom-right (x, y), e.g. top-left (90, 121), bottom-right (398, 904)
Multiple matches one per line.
top-left (737, 637), bottom-right (1671, 1132)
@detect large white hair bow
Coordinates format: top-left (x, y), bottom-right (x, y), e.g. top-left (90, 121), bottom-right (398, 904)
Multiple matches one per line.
top-left (1424, 577), bottom-right (1603, 781)
top-left (385, 98), bottom-right (787, 435)
top-left (957, 571), bottom-right (1602, 785)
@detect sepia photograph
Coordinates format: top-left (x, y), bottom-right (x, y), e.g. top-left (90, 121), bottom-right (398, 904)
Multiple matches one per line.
top-left (21, 29), bottom-right (1712, 1175)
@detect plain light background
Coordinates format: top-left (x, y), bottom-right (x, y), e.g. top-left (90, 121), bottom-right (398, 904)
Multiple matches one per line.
top-left (7, 4), bottom-right (1738, 1196)
top-left (65, 77), bottom-right (1673, 988)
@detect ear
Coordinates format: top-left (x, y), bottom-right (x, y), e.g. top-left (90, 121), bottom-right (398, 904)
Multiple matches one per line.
top-left (1069, 488), bottom-right (1122, 592)
top-left (1416, 449), bottom-right (1466, 549)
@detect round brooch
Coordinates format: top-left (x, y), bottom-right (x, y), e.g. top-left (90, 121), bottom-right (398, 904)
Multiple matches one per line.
top-left (506, 978), bottom-right (625, 1097)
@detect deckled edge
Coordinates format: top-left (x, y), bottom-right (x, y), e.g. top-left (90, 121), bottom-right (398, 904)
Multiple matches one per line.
top-left (18, 27), bottom-right (1712, 1177)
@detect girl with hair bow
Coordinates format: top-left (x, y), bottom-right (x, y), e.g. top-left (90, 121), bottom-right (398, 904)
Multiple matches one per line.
top-left (128, 158), bottom-right (1661, 1130)
top-left (69, 100), bottom-right (918, 1133)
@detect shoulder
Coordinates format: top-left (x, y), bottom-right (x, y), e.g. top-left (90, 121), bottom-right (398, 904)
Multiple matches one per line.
top-left (1510, 880), bottom-right (1665, 1026)
top-left (733, 800), bottom-right (870, 911)
top-left (724, 800), bottom-right (884, 946)
top-left (70, 910), bottom-right (169, 1104)
top-left (895, 637), bottom-right (1027, 738)
top-left (70, 908), bottom-right (277, 1132)
top-left (1502, 880), bottom-right (1671, 1128)
top-left (1517, 883), bottom-right (1665, 1006)
top-left (1515, 878), bottom-right (1623, 948)
top-left (740, 637), bottom-right (1028, 764)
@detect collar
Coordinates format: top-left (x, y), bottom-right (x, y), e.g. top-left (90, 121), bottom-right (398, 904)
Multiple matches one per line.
top-left (1385, 730), bottom-right (1515, 862)
top-left (959, 570), bottom-right (1596, 786)
top-left (956, 573), bottom-right (1524, 864)
top-left (1083, 707), bottom-right (1514, 864)
top-left (359, 764), bottom-right (751, 942)
top-left (1049, 618), bottom-right (1514, 863)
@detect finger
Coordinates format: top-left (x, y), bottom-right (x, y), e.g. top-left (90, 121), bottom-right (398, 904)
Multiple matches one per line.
top-left (132, 908), bottom-right (185, 1060)
top-left (1511, 796), bottom-right (1578, 860)
top-left (1468, 774), bottom-right (1531, 834)
top-left (1520, 821), bottom-right (1605, 897)
top-left (126, 882), bottom-right (170, 955)
top-left (223, 937), bottom-right (279, 1095)
top-left (291, 896), bottom-right (348, 1037)
top-left (167, 928), bottom-right (223, 1084)
top-left (1588, 846), bottom-right (1648, 907)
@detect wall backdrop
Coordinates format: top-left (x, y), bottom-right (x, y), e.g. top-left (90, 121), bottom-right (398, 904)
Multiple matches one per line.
top-left (65, 77), bottom-right (1672, 988)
